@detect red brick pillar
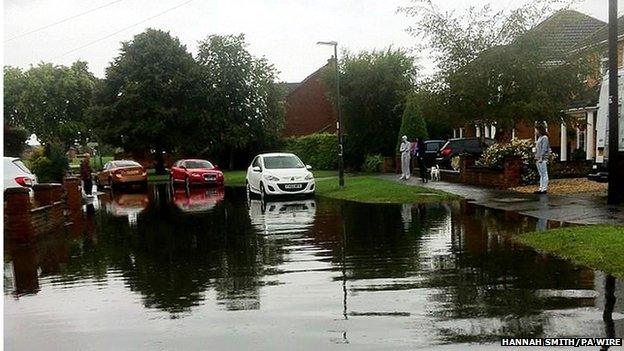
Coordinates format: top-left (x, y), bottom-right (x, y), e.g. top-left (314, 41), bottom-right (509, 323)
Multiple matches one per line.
top-left (503, 158), bottom-right (523, 188)
top-left (33, 183), bottom-right (63, 206)
top-left (4, 187), bottom-right (34, 242)
top-left (63, 177), bottom-right (82, 215)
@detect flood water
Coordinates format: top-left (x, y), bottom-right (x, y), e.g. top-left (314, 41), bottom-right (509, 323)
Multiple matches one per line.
top-left (4, 184), bottom-right (623, 350)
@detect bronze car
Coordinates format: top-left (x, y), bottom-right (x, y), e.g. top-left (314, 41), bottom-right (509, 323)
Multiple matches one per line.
top-left (95, 160), bottom-right (147, 190)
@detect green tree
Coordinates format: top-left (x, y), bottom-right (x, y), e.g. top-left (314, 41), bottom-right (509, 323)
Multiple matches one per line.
top-left (399, 1), bottom-right (589, 138)
top-left (398, 94), bottom-right (428, 147)
top-left (323, 48), bottom-right (416, 168)
top-left (196, 34), bottom-right (283, 169)
top-left (3, 62), bottom-right (97, 146)
top-left (445, 38), bottom-right (590, 135)
top-left (399, 0), bottom-right (570, 73)
top-left (414, 83), bottom-right (454, 140)
top-left (4, 124), bottom-right (29, 157)
top-left (91, 29), bottom-right (200, 173)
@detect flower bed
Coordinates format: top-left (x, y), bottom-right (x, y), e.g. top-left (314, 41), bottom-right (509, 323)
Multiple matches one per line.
top-left (476, 139), bottom-right (557, 185)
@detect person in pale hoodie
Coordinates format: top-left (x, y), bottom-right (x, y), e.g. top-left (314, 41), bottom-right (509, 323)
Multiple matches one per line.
top-left (534, 123), bottom-right (550, 194)
top-left (399, 135), bottom-right (411, 180)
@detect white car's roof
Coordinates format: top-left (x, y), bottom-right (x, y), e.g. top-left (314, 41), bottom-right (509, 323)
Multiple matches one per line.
top-left (258, 153), bottom-right (297, 157)
top-left (3, 157), bottom-right (19, 161)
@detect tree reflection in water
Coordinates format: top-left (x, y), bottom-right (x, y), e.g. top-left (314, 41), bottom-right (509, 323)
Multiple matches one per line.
top-left (3, 185), bottom-right (622, 344)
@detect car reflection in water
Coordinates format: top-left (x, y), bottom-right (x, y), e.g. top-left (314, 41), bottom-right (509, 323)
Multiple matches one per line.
top-left (248, 198), bottom-right (316, 236)
top-left (100, 192), bottom-right (149, 226)
top-left (172, 187), bottom-right (225, 213)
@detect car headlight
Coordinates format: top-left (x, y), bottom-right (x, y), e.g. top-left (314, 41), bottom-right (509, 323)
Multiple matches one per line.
top-left (305, 173), bottom-right (314, 180)
top-left (191, 173), bottom-right (200, 177)
top-left (264, 174), bottom-right (280, 182)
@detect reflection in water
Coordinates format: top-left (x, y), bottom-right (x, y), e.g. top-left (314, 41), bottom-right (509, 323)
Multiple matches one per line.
top-left (4, 185), bottom-right (622, 350)
top-left (99, 191), bottom-right (149, 226)
top-left (248, 198), bottom-right (316, 235)
top-left (172, 186), bottom-right (225, 213)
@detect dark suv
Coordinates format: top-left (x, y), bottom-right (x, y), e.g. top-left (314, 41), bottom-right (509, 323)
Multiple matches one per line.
top-left (422, 140), bottom-right (446, 167)
top-left (436, 137), bottom-right (496, 169)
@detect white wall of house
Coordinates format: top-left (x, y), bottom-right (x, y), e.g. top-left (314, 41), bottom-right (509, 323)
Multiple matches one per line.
top-left (560, 122), bottom-right (568, 161)
top-left (586, 110), bottom-right (596, 160)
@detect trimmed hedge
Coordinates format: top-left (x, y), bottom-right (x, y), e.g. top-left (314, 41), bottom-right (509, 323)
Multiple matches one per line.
top-left (282, 133), bottom-right (338, 170)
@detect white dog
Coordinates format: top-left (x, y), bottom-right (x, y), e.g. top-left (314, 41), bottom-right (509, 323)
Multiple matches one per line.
top-left (430, 165), bottom-right (440, 182)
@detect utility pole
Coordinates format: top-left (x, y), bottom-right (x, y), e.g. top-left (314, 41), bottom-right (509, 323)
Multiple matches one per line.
top-left (608, 0), bottom-right (622, 204)
top-left (317, 41), bottom-right (345, 188)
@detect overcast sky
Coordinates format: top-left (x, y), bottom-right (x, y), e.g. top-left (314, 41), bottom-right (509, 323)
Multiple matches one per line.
top-left (3, 0), bottom-right (622, 82)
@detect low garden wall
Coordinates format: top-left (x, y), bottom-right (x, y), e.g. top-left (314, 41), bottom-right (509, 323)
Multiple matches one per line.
top-left (458, 155), bottom-right (522, 189)
top-left (4, 177), bottom-right (82, 243)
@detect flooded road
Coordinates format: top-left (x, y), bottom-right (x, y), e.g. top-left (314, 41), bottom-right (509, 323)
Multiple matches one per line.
top-left (4, 184), bottom-right (623, 350)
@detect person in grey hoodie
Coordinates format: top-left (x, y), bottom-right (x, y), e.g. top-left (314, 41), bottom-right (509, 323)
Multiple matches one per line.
top-left (399, 135), bottom-right (411, 180)
top-left (534, 124), bottom-right (550, 194)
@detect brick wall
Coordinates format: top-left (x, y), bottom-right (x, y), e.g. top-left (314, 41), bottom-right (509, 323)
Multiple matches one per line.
top-left (4, 179), bottom-right (82, 243)
top-left (457, 155), bottom-right (523, 189)
top-left (283, 66), bottom-right (337, 137)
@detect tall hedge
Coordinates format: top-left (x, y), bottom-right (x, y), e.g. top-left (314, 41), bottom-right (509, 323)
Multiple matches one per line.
top-left (397, 94), bottom-right (428, 148)
top-left (282, 133), bottom-right (338, 170)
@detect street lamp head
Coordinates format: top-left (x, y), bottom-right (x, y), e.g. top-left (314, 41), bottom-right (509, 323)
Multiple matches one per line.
top-left (317, 41), bottom-right (337, 46)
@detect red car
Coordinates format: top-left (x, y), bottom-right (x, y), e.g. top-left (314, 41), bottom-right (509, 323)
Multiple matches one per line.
top-left (170, 159), bottom-right (224, 187)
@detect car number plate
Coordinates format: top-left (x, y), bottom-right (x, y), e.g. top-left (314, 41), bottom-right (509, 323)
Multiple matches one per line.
top-left (127, 170), bottom-right (139, 175)
top-left (284, 184), bottom-right (302, 189)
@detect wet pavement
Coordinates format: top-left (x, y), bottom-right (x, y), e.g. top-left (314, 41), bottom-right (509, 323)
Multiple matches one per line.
top-left (4, 184), bottom-right (624, 350)
top-left (380, 174), bottom-right (624, 225)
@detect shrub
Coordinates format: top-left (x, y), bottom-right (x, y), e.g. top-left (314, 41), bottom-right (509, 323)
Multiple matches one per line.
top-left (570, 148), bottom-right (586, 161)
top-left (476, 139), bottom-right (557, 185)
top-left (282, 133), bottom-right (338, 170)
top-left (362, 154), bottom-right (383, 173)
top-left (29, 144), bottom-right (69, 183)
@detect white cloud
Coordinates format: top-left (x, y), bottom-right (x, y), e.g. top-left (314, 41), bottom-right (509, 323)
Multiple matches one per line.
top-left (3, 0), bottom-right (621, 83)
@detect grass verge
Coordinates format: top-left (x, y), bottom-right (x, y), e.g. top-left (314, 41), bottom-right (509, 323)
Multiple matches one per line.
top-left (516, 225), bottom-right (624, 278)
top-left (314, 176), bottom-right (458, 204)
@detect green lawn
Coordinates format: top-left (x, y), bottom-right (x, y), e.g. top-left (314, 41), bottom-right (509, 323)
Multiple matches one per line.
top-left (314, 176), bottom-right (458, 204)
top-left (70, 155), bottom-right (113, 171)
top-left (516, 225), bottom-right (624, 278)
top-left (147, 170), bottom-right (170, 182)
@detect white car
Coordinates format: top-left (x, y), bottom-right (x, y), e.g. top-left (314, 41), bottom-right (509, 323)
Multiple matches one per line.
top-left (245, 153), bottom-right (315, 198)
top-left (4, 157), bottom-right (37, 190)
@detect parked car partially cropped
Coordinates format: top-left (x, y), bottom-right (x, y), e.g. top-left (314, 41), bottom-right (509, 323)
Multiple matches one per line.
top-left (170, 159), bottom-right (224, 187)
top-left (422, 139), bottom-right (446, 167)
top-left (95, 160), bottom-right (147, 190)
top-left (4, 157), bottom-right (37, 190)
top-left (245, 153), bottom-right (315, 199)
top-left (436, 137), bottom-right (496, 169)
top-left (588, 160), bottom-right (609, 183)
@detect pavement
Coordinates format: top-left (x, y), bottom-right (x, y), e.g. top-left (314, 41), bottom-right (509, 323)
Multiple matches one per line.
top-left (379, 174), bottom-right (624, 225)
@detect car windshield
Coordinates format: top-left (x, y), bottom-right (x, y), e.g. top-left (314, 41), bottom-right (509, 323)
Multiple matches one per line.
top-left (113, 161), bottom-right (140, 168)
top-left (186, 160), bottom-right (213, 169)
top-left (263, 155), bottom-right (304, 169)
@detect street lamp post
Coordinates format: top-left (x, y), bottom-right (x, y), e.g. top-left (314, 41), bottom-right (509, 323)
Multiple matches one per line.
top-left (608, 0), bottom-right (622, 204)
top-left (317, 41), bottom-right (345, 188)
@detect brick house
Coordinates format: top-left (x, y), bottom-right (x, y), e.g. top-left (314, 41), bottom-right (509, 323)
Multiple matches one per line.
top-left (452, 10), bottom-right (607, 161)
top-left (281, 61), bottom-right (337, 137)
